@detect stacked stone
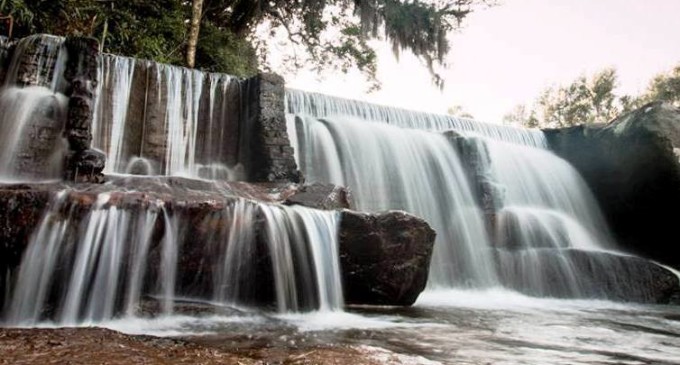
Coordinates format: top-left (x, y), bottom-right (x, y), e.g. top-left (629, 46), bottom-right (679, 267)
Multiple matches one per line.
top-left (0, 35), bottom-right (13, 85)
top-left (243, 73), bottom-right (302, 183)
top-left (63, 37), bottom-right (105, 183)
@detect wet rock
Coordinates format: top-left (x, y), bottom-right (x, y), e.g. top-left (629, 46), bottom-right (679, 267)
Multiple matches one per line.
top-left (339, 210), bottom-right (436, 306)
top-left (64, 148), bottom-right (106, 183)
top-left (0, 179), bottom-right (428, 310)
top-left (494, 248), bottom-right (680, 304)
top-left (284, 182), bottom-right (353, 210)
top-left (544, 102), bottom-right (680, 269)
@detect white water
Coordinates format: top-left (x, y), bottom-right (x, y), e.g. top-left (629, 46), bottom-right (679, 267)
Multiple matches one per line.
top-left (92, 54), bottom-right (136, 173)
top-left (287, 90), bottom-right (626, 297)
top-left (290, 115), bottom-right (496, 288)
top-left (3, 191), bottom-right (342, 325)
top-left (286, 89), bottom-right (546, 147)
top-left (0, 35), bottom-right (68, 181)
top-left (92, 55), bottom-right (243, 179)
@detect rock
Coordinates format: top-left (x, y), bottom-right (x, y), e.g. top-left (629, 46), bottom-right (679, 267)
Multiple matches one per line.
top-left (284, 182), bottom-right (353, 210)
top-left (544, 102), bottom-right (680, 269)
top-left (494, 248), bottom-right (680, 304)
top-left (339, 210), bottom-right (436, 306)
top-left (0, 327), bottom-right (411, 365)
top-left (64, 148), bottom-right (106, 183)
top-left (0, 179), bottom-right (429, 312)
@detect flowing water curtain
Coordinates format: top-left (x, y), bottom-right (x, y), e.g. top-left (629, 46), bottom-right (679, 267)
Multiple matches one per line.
top-left (285, 89), bottom-right (546, 147)
top-left (3, 193), bottom-right (343, 325)
top-left (290, 114), bottom-right (497, 288)
top-left (91, 54), bottom-right (136, 173)
top-left (91, 56), bottom-right (244, 178)
top-left (286, 89), bottom-right (630, 297)
top-left (0, 35), bottom-right (68, 181)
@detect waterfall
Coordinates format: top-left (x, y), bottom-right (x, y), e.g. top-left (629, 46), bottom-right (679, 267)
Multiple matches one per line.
top-left (290, 115), bottom-right (496, 288)
top-left (285, 89), bottom-right (546, 147)
top-left (0, 35), bottom-right (68, 181)
top-left (92, 55), bottom-right (243, 179)
top-left (3, 191), bottom-right (342, 325)
top-left (287, 90), bottom-right (623, 296)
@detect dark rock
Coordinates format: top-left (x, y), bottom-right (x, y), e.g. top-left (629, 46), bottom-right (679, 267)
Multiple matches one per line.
top-left (544, 102), bottom-right (680, 269)
top-left (339, 210), bottom-right (436, 306)
top-left (494, 248), bottom-right (680, 304)
top-left (64, 149), bottom-right (106, 183)
top-left (285, 182), bottom-right (353, 210)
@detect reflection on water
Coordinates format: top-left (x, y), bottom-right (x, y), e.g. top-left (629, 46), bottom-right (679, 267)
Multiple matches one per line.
top-left (83, 290), bottom-right (680, 365)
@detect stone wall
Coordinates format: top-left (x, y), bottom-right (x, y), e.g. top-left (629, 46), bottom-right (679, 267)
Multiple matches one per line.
top-left (63, 37), bottom-right (105, 182)
top-left (0, 34), bottom-right (302, 183)
top-left (242, 73), bottom-right (302, 183)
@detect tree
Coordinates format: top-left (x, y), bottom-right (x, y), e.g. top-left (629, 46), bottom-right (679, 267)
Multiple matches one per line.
top-left (186, 0), bottom-right (203, 68)
top-left (642, 64), bottom-right (680, 106)
top-left (0, 0), bottom-right (494, 85)
top-left (506, 68), bottom-right (633, 128)
top-left (502, 104), bottom-right (539, 128)
top-left (204, 0), bottom-right (496, 88)
top-left (447, 105), bottom-right (474, 118)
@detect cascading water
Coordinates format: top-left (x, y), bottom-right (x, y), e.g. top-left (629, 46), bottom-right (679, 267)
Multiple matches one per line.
top-left (3, 192), bottom-right (342, 326)
top-left (0, 35), bottom-right (68, 181)
top-left (92, 55), bottom-right (244, 179)
top-left (286, 90), bottom-right (627, 297)
top-left (286, 89), bottom-right (546, 147)
top-left (290, 114), bottom-right (496, 288)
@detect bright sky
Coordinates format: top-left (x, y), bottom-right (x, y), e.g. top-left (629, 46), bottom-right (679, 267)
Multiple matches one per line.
top-left (286, 0), bottom-right (680, 123)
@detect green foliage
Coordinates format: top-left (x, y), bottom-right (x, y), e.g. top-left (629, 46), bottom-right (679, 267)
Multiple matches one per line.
top-left (205, 0), bottom-right (494, 88)
top-left (0, 0), bottom-right (256, 77)
top-left (195, 21), bottom-right (258, 76)
top-left (0, 0), bottom-right (491, 83)
top-left (506, 64), bottom-right (680, 128)
top-left (505, 68), bottom-right (635, 128)
top-left (642, 65), bottom-right (680, 106)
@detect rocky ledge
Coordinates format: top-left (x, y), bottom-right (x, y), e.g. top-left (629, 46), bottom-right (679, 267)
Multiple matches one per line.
top-left (0, 177), bottom-right (434, 310)
top-left (544, 102), bottom-right (680, 270)
top-left (495, 248), bottom-right (680, 304)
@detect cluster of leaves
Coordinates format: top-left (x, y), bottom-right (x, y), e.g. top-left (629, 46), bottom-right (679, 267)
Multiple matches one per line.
top-left (504, 64), bottom-right (680, 128)
top-left (0, 0), bottom-right (258, 76)
top-left (203, 0), bottom-right (495, 89)
top-left (0, 0), bottom-right (492, 85)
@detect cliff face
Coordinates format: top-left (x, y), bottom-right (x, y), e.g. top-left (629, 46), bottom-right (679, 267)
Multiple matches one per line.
top-left (545, 102), bottom-right (680, 269)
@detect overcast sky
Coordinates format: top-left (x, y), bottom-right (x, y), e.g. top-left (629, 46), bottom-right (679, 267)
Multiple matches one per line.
top-left (287, 0), bottom-right (680, 123)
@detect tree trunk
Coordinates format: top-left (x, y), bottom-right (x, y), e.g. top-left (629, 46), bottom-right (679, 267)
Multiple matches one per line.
top-left (186, 0), bottom-right (204, 69)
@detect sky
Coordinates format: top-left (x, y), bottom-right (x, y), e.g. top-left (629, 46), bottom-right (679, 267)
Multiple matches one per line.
top-left (285, 0), bottom-right (680, 123)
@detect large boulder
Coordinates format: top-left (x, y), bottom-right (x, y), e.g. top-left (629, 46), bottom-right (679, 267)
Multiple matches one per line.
top-left (339, 210), bottom-right (436, 306)
top-left (544, 102), bottom-right (680, 269)
top-left (494, 248), bottom-right (680, 304)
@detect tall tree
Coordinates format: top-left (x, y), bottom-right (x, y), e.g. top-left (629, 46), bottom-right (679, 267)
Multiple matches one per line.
top-left (186, 0), bottom-right (204, 68)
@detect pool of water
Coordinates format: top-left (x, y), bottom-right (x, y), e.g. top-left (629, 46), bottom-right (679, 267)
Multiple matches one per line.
top-left (78, 289), bottom-right (680, 364)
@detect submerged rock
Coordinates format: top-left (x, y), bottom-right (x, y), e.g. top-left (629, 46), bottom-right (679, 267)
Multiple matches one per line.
top-left (544, 102), bottom-right (680, 270)
top-left (494, 248), bottom-right (680, 304)
top-left (339, 210), bottom-right (436, 306)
